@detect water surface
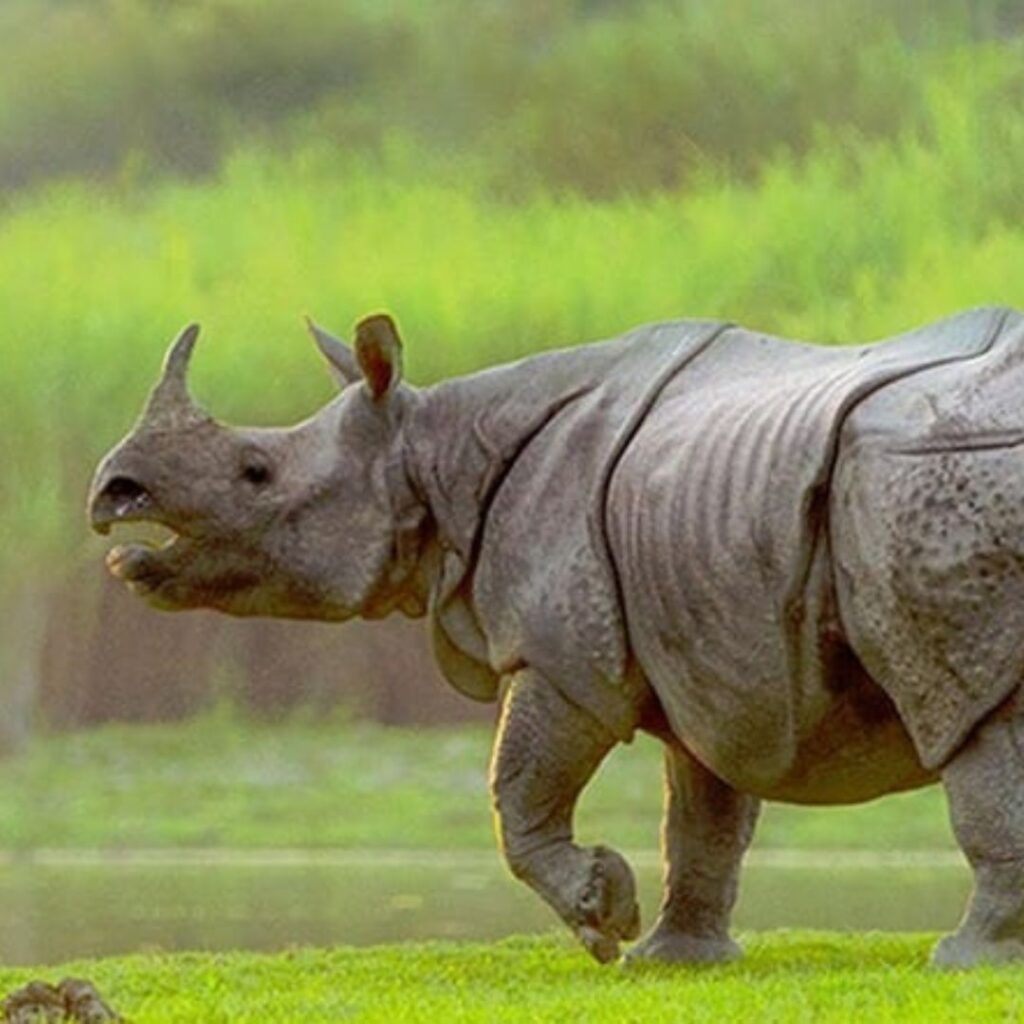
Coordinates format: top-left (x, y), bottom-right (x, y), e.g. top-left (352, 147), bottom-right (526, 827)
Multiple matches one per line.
top-left (0, 854), bottom-right (970, 965)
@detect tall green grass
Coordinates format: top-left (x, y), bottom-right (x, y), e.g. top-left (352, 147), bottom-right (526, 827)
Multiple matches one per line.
top-left (5, 48), bottom-right (1024, 587)
top-left (5, 31), bottom-right (1024, 733)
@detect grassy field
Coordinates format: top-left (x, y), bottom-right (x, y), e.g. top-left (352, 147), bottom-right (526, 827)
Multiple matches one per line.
top-left (0, 713), bottom-right (954, 852)
top-left (1, 7), bottom-right (1013, 1012)
top-left (1, 934), bottom-right (1022, 1023)
top-left (0, 717), bottom-right (978, 1020)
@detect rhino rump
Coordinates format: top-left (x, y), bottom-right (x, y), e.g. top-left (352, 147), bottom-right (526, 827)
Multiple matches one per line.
top-left (833, 311), bottom-right (1024, 769)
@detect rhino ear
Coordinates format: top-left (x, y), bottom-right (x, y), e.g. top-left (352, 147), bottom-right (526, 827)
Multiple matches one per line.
top-left (354, 313), bottom-right (403, 402)
top-left (304, 315), bottom-right (360, 388)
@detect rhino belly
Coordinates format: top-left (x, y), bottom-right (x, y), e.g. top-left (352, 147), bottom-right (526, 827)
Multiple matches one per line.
top-left (752, 655), bottom-right (938, 804)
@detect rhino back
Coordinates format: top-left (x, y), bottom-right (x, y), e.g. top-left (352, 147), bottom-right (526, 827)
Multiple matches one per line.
top-left (607, 308), bottom-right (1007, 790)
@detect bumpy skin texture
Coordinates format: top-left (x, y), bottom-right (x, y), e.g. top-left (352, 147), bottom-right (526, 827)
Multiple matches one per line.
top-left (490, 671), bottom-right (640, 963)
top-left (88, 306), bottom-right (1024, 966)
top-left (934, 697), bottom-right (1024, 967)
top-left (625, 740), bottom-right (760, 965)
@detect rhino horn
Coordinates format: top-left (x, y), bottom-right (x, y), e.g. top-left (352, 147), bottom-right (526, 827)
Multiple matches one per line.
top-left (305, 315), bottom-right (360, 387)
top-left (142, 322), bottom-right (205, 425)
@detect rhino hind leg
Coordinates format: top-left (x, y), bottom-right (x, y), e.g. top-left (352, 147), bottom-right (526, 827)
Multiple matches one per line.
top-left (489, 669), bottom-right (640, 964)
top-left (934, 703), bottom-right (1024, 968)
top-left (626, 742), bottom-right (760, 966)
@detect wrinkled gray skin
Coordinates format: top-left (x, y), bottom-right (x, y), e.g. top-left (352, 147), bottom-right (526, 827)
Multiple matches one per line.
top-left (89, 306), bottom-right (1024, 968)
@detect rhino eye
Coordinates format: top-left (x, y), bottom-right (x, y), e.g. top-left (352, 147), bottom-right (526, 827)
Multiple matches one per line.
top-left (240, 459), bottom-right (272, 487)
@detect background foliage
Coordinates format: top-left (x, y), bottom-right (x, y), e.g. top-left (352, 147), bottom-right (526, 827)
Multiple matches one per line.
top-left (3, 0), bottom-right (1024, 743)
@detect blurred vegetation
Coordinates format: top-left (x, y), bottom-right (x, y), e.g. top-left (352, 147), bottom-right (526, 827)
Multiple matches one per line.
top-left (3, 0), bottom-right (1024, 738)
top-left (2, 0), bottom-right (1022, 195)
top-left (0, 713), bottom-right (953, 850)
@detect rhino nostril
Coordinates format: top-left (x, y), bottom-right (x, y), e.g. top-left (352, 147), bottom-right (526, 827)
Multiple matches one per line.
top-left (103, 476), bottom-right (149, 504)
top-left (90, 474), bottom-right (155, 534)
top-left (99, 476), bottom-right (153, 521)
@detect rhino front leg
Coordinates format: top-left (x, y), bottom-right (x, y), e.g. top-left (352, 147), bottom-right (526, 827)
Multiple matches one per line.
top-left (490, 668), bottom-right (640, 963)
top-left (934, 708), bottom-right (1024, 968)
top-left (626, 741), bottom-right (759, 965)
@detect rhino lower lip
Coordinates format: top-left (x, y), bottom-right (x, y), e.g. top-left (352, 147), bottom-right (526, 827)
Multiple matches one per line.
top-left (105, 536), bottom-right (180, 591)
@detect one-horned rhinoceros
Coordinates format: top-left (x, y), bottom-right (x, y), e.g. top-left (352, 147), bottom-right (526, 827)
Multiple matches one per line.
top-left (88, 306), bottom-right (1024, 967)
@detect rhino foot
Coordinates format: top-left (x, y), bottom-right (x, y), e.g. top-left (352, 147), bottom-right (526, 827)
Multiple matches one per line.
top-left (932, 934), bottom-right (1024, 969)
top-left (574, 846), bottom-right (641, 964)
top-left (624, 921), bottom-right (742, 967)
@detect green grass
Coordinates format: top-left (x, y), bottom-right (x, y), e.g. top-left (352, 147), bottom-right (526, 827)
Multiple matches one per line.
top-left (0, 713), bottom-right (954, 851)
top-left (1, 933), bottom-right (1022, 1022)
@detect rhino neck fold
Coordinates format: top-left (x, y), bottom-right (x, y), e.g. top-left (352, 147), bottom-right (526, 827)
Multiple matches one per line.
top-left (399, 350), bottom-right (604, 699)
top-left (403, 359), bottom-right (598, 567)
top-left (397, 321), bottom-right (729, 707)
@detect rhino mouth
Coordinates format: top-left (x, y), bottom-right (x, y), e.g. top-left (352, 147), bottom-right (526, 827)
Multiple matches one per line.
top-left (90, 478), bottom-right (186, 596)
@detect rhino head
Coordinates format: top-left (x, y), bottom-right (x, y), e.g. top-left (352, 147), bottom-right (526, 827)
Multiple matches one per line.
top-left (87, 314), bottom-right (431, 621)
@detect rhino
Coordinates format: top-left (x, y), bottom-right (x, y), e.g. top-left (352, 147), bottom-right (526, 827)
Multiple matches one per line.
top-left (88, 305), bottom-right (1024, 967)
